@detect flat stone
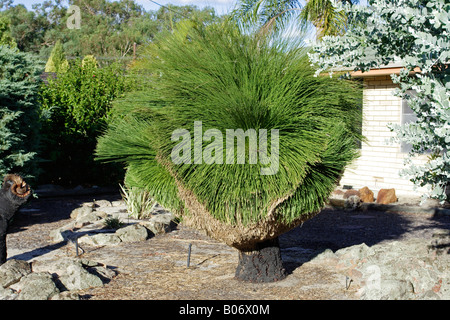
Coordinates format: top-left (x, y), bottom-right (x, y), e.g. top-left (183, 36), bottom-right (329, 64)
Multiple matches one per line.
top-left (0, 259), bottom-right (32, 288)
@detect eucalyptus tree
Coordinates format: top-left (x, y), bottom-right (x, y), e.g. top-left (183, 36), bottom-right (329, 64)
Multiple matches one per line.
top-left (309, 0), bottom-right (450, 202)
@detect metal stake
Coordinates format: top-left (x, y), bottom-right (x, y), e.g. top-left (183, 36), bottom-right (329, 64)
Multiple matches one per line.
top-left (187, 243), bottom-right (192, 268)
top-left (75, 236), bottom-right (79, 257)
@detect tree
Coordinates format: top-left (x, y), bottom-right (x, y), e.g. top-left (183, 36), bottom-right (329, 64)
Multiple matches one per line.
top-left (231, 0), bottom-right (359, 39)
top-left (0, 46), bottom-right (42, 180)
top-left (96, 22), bottom-right (362, 282)
top-left (309, 0), bottom-right (450, 202)
top-left (39, 59), bottom-right (129, 186)
top-left (0, 16), bottom-right (15, 47)
top-left (44, 40), bottom-right (67, 72)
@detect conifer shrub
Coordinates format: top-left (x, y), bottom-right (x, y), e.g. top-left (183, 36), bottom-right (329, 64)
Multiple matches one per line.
top-left (0, 45), bottom-right (41, 180)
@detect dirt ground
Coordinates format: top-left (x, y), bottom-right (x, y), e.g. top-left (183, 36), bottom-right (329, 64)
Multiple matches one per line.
top-left (5, 192), bottom-right (450, 300)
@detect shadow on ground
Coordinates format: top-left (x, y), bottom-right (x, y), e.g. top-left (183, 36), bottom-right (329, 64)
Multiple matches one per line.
top-left (279, 207), bottom-right (450, 274)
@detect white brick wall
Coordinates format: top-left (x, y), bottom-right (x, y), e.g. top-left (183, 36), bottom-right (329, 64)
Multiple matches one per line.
top-left (339, 76), bottom-right (428, 196)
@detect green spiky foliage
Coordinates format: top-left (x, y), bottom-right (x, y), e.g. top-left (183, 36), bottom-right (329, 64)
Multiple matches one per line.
top-left (96, 22), bottom-right (362, 249)
top-left (0, 45), bottom-right (42, 180)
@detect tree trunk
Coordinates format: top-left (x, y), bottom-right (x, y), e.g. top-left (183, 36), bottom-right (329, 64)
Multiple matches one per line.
top-left (234, 237), bottom-right (286, 283)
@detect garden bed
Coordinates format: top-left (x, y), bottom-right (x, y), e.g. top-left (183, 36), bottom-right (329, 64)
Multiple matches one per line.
top-left (4, 192), bottom-right (450, 300)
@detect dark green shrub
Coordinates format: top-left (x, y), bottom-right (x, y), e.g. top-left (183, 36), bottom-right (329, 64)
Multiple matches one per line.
top-left (39, 59), bottom-right (129, 186)
top-left (0, 45), bottom-right (42, 180)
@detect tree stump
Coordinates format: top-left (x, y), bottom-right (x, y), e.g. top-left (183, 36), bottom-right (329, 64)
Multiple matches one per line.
top-left (234, 237), bottom-right (286, 283)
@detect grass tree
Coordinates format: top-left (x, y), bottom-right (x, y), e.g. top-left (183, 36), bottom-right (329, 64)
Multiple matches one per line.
top-left (96, 22), bottom-right (362, 282)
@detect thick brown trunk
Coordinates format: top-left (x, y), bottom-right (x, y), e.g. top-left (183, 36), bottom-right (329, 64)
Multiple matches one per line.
top-left (234, 237), bottom-right (286, 283)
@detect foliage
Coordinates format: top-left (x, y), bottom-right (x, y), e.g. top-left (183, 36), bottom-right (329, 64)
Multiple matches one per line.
top-left (231, 0), bottom-right (359, 39)
top-left (103, 217), bottom-right (124, 229)
top-left (309, 0), bottom-right (450, 202)
top-left (0, 0), bottom-right (218, 59)
top-left (44, 40), bottom-right (68, 72)
top-left (0, 45), bottom-right (42, 179)
top-left (0, 15), bottom-right (15, 47)
top-left (39, 58), bottom-right (129, 186)
top-left (96, 22), bottom-right (362, 231)
top-left (119, 184), bottom-right (156, 219)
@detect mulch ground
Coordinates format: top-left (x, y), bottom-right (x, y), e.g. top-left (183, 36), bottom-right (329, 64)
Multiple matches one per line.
top-left (5, 193), bottom-right (450, 300)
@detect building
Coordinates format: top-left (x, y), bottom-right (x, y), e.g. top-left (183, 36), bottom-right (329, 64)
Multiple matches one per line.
top-left (338, 65), bottom-right (428, 197)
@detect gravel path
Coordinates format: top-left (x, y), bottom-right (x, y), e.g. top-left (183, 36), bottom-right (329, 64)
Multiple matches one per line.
top-left (5, 193), bottom-right (450, 300)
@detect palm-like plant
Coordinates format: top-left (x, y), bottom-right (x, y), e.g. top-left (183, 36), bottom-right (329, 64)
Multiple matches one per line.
top-left (231, 0), bottom-right (359, 39)
top-left (96, 21), bottom-right (361, 282)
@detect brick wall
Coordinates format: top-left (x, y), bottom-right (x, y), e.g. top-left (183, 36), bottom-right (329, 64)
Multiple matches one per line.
top-left (339, 75), bottom-right (428, 196)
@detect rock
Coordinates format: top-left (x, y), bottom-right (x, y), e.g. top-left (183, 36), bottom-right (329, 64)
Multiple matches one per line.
top-left (116, 224), bottom-right (149, 243)
top-left (94, 200), bottom-right (112, 208)
top-left (359, 186), bottom-right (374, 203)
top-left (0, 259), bottom-right (32, 288)
top-left (57, 259), bottom-right (104, 291)
top-left (75, 210), bottom-right (101, 224)
top-left (0, 286), bottom-right (17, 300)
top-left (343, 189), bottom-right (360, 199)
top-left (70, 206), bottom-right (93, 220)
top-left (78, 233), bottom-right (121, 246)
top-left (15, 272), bottom-right (60, 300)
top-left (87, 266), bottom-right (116, 282)
top-left (50, 291), bottom-right (80, 300)
top-left (49, 222), bottom-right (77, 242)
top-left (331, 190), bottom-right (345, 200)
top-left (344, 195), bottom-right (361, 210)
top-left (376, 188), bottom-right (397, 204)
top-left (140, 212), bottom-right (176, 235)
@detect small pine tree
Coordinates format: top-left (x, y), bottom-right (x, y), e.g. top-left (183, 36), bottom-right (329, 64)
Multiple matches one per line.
top-left (0, 46), bottom-right (42, 180)
top-left (45, 40), bottom-right (68, 73)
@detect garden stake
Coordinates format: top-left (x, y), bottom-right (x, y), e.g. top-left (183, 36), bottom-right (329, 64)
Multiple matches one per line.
top-left (187, 243), bottom-right (192, 268)
top-left (75, 236), bottom-right (79, 257)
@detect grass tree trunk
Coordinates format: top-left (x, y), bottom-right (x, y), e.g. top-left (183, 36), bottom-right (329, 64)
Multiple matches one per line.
top-left (235, 237), bottom-right (286, 283)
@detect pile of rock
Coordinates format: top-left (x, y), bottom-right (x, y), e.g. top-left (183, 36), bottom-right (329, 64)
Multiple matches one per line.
top-left (0, 258), bottom-right (115, 300)
top-left (304, 232), bottom-right (450, 300)
top-left (50, 200), bottom-right (176, 247)
top-left (331, 187), bottom-right (398, 210)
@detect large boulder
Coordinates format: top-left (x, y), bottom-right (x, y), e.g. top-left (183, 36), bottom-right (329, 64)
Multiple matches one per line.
top-left (15, 272), bottom-right (60, 300)
top-left (359, 187), bottom-right (374, 203)
top-left (55, 258), bottom-right (104, 291)
top-left (376, 189), bottom-right (397, 204)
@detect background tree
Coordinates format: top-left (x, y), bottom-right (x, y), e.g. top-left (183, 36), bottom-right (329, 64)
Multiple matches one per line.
top-left (309, 0), bottom-right (450, 202)
top-left (0, 46), bottom-right (42, 180)
top-left (96, 22), bottom-right (362, 282)
top-left (0, 0), bottom-right (218, 60)
top-left (0, 16), bottom-right (15, 47)
top-left (232, 0), bottom-right (359, 39)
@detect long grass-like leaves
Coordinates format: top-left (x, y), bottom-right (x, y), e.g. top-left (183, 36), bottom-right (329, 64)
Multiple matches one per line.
top-left (96, 21), bottom-right (362, 226)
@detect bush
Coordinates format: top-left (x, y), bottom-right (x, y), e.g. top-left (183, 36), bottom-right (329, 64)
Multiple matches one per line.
top-left (39, 59), bottom-right (129, 186)
top-left (96, 22), bottom-right (362, 281)
top-left (0, 45), bottom-right (42, 180)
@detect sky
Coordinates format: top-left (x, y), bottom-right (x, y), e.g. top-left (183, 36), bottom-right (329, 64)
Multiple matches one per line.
top-left (10, 0), bottom-right (239, 15)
